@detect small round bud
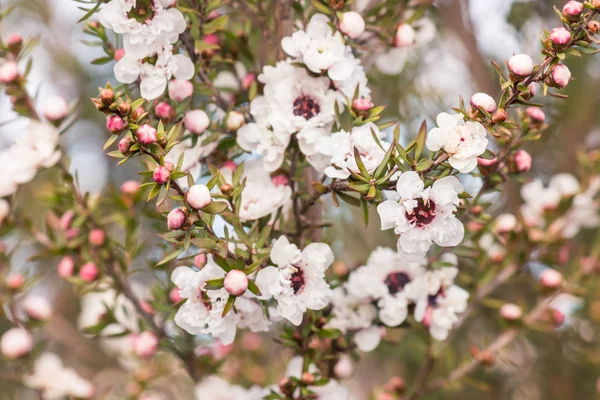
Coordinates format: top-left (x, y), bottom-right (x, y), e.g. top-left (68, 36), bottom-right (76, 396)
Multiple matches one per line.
top-left (301, 372), bottom-right (315, 385)
top-left (339, 11), bottom-right (365, 39)
top-left (540, 268), bottom-right (563, 289)
top-left (185, 184), bottom-right (212, 209)
top-left (5, 273), bottom-right (25, 289)
top-left (88, 229), bottom-right (105, 247)
top-left (394, 24), bottom-right (415, 47)
top-left (224, 270), bottom-right (248, 296)
top-left (352, 97), bottom-right (374, 111)
top-left (119, 136), bottom-right (135, 156)
top-left (470, 92), bottom-right (497, 113)
top-left (384, 376), bottom-right (406, 394)
top-left (562, 1), bottom-right (583, 19)
top-left (106, 115), bottom-right (124, 133)
top-left (514, 149), bottom-right (532, 172)
top-left (491, 108), bottom-right (507, 124)
top-left (168, 79), bottom-right (193, 101)
top-left (220, 183), bottom-right (232, 194)
top-left (184, 110), bottom-right (210, 134)
top-left (132, 331), bottom-right (158, 358)
top-left (550, 27), bottom-right (571, 45)
top-left (114, 48), bottom-right (125, 61)
top-left (120, 180), bottom-right (140, 194)
top-left (80, 262), bottom-right (99, 282)
top-left (526, 106), bottom-right (545, 123)
top-left (226, 111), bottom-right (245, 131)
top-left (594, 0), bottom-right (600, 8)
top-left (118, 102), bottom-right (131, 116)
top-left (494, 213), bottom-right (517, 234)
top-left (132, 106), bottom-right (145, 120)
top-left (153, 166), bottom-right (171, 185)
top-left (167, 208), bottom-right (187, 230)
top-left (169, 287), bottom-right (182, 303)
top-left (334, 355), bottom-right (353, 378)
top-left (551, 308), bottom-right (566, 327)
top-left (57, 256), bottom-right (75, 278)
top-left (194, 253), bottom-right (207, 268)
top-left (550, 64), bottom-right (571, 88)
top-left (507, 54), bottom-right (534, 79)
top-left (204, 34), bottom-right (219, 45)
top-left (5, 33), bottom-right (23, 54)
top-left (500, 303), bottom-right (522, 320)
top-left (278, 377), bottom-right (295, 396)
top-left (23, 296), bottom-right (52, 321)
top-left (223, 161), bottom-right (237, 172)
top-left (154, 101), bottom-right (173, 120)
top-left (271, 174), bottom-right (289, 187)
top-left (1, 328), bottom-right (33, 359)
top-left (0, 61), bottom-right (18, 84)
top-left (589, 20), bottom-right (600, 34)
top-left (100, 88), bottom-right (114, 105)
top-left (241, 73), bottom-right (256, 90)
top-left (43, 95), bottom-right (70, 121)
top-left (136, 124), bottom-right (157, 144)
top-left (164, 161), bottom-right (174, 172)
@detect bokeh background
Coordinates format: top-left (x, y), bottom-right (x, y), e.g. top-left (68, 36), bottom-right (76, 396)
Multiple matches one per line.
top-left (1, 0), bottom-right (600, 399)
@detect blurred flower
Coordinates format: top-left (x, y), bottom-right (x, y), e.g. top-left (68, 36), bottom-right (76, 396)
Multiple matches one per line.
top-left (24, 353), bottom-right (94, 399)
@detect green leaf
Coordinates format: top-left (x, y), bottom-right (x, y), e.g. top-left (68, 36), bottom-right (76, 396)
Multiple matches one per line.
top-left (147, 183), bottom-right (161, 201)
top-left (374, 140), bottom-right (395, 179)
top-left (310, 0), bottom-right (333, 15)
top-left (203, 15), bottom-right (229, 34)
top-left (156, 248), bottom-right (184, 267)
top-left (205, 278), bottom-right (225, 290)
top-left (202, 201), bottom-right (229, 214)
top-left (360, 198), bottom-right (369, 225)
top-left (415, 159), bottom-right (433, 172)
top-left (77, 2), bottom-right (100, 23)
top-left (353, 147), bottom-right (370, 178)
top-left (245, 259), bottom-right (263, 275)
top-left (190, 238), bottom-right (217, 250)
top-left (91, 56), bottom-right (114, 65)
top-left (415, 119), bottom-right (427, 160)
top-left (247, 280), bottom-right (262, 296)
top-left (222, 295), bottom-right (236, 317)
top-left (213, 253), bottom-right (233, 272)
top-left (336, 192), bottom-right (361, 207)
top-left (103, 134), bottom-right (119, 151)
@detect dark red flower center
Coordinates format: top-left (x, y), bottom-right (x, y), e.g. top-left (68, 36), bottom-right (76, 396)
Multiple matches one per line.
top-left (290, 267), bottom-right (306, 294)
top-left (293, 95), bottom-right (320, 120)
top-left (406, 198), bottom-right (437, 228)
top-left (384, 271), bottom-right (411, 295)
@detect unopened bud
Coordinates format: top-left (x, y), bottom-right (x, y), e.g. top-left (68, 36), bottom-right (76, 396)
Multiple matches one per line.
top-left (339, 11), bottom-right (365, 39)
top-left (224, 270), bottom-right (248, 296)
top-left (169, 287), bottom-right (182, 303)
top-left (241, 73), bottom-right (255, 90)
top-left (549, 64), bottom-right (571, 88)
top-left (507, 54), bottom-right (534, 80)
top-left (394, 24), bottom-right (415, 47)
top-left (5, 33), bottom-right (23, 54)
top-left (194, 253), bottom-right (207, 268)
top-left (333, 355), bottom-right (353, 378)
top-left (114, 48), bottom-right (125, 61)
top-left (526, 106), bottom-right (545, 123)
top-left (155, 101), bottom-right (173, 120)
top-left (100, 88), bottom-right (114, 105)
top-left (153, 165), bottom-right (171, 185)
top-left (167, 208), bottom-right (187, 230)
top-left (500, 303), bottom-right (522, 320)
top-left (117, 102), bottom-right (131, 116)
top-left (119, 136), bottom-right (135, 155)
top-left (384, 376), bottom-right (405, 394)
top-left (80, 262), bottom-right (99, 282)
top-left (226, 111), bottom-right (245, 131)
top-left (1, 328), bottom-right (33, 359)
top-left (132, 331), bottom-right (158, 358)
top-left (43, 96), bottom-right (70, 121)
top-left (106, 115), bottom-right (125, 133)
top-left (562, 1), bottom-right (583, 21)
top-left (491, 108), bottom-right (507, 124)
top-left (301, 372), bottom-right (315, 385)
top-left (352, 97), bottom-right (374, 111)
top-left (220, 183), bottom-right (232, 194)
top-left (57, 256), bottom-right (75, 278)
top-left (185, 184), bottom-right (212, 209)
top-left (550, 27), bottom-right (571, 45)
top-left (22, 296), bottom-right (52, 321)
top-left (514, 149), bottom-right (532, 172)
top-left (5, 273), bottom-right (25, 289)
top-left (470, 92), bottom-right (497, 113)
top-left (589, 20), bottom-right (600, 34)
top-left (278, 377), bottom-right (295, 396)
top-left (168, 79), bottom-right (193, 101)
top-left (88, 229), bottom-right (105, 247)
top-left (136, 124), bottom-right (157, 144)
top-left (540, 268), bottom-right (563, 289)
top-left (184, 110), bottom-right (210, 134)
top-left (121, 180), bottom-right (140, 195)
top-left (0, 61), bottom-right (18, 84)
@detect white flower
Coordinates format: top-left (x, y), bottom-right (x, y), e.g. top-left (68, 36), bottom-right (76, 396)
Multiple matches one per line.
top-left (99, 0), bottom-right (186, 59)
top-left (426, 112), bottom-right (488, 173)
top-left (256, 236), bottom-right (334, 325)
top-left (195, 376), bottom-right (263, 400)
top-left (171, 256), bottom-right (270, 345)
top-left (282, 14), bottom-right (354, 80)
top-left (331, 47), bottom-right (371, 101)
top-left (237, 160), bottom-right (292, 222)
top-left (0, 121), bottom-right (61, 198)
top-left (377, 172), bottom-right (464, 260)
top-left (24, 353), bottom-right (94, 399)
top-left (114, 44), bottom-right (194, 100)
top-left (411, 263), bottom-right (469, 341)
top-left (319, 122), bottom-right (390, 179)
top-left (347, 247), bottom-right (426, 327)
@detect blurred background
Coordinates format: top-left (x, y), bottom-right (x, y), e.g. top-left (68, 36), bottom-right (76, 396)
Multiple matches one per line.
top-left (1, 0), bottom-right (600, 399)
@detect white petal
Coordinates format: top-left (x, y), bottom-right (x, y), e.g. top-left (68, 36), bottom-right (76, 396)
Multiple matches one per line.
top-left (425, 127), bottom-right (447, 152)
top-left (354, 326), bottom-right (382, 352)
top-left (395, 171), bottom-right (424, 199)
top-left (140, 75), bottom-right (167, 100)
top-left (324, 166), bottom-right (350, 179)
top-left (270, 236), bottom-right (297, 267)
top-left (435, 218), bottom-right (465, 247)
top-left (328, 58), bottom-right (354, 81)
top-left (436, 112), bottom-right (463, 129)
top-left (114, 58), bottom-right (140, 84)
top-left (376, 200), bottom-right (402, 230)
top-left (255, 266), bottom-right (278, 300)
top-left (170, 54), bottom-right (195, 80)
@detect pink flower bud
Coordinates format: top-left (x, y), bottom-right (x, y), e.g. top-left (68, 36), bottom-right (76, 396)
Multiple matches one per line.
top-left (507, 54), bottom-right (534, 78)
top-left (271, 174), bottom-right (289, 187)
top-left (132, 331), bottom-right (158, 358)
top-left (514, 149), bottom-right (532, 172)
top-left (551, 64), bottom-right (571, 88)
top-left (57, 256), bottom-right (75, 278)
top-left (140, 300), bottom-right (154, 314)
top-left (333, 355), bottom-right (354, 378)
top-left (136, 124), bottom-right (157, 144)
top-left (394, 24), bottom-right (415, 47)
top-left (23, 296), bottom-right (52, 321)
top-left (88, 229), bottom-right (105, 247)
top-left (540, 268), bottom-right (563, 289)
top-left (66, 228), bottom-right (80, 240)
top-left (119, 136), bottom-right (135, 155)
top-left (168, 79), bottom-right (193, 101)
top-left (185, 184), bottom-right (212, 209)
top-left (59, 210), bottom-right (75, 231)
top-left (154, 101), bottom-right (173, 120)
top-left (562, 1), bottom-right (583, 17)
top-left (167, 208), bottom-right (187, 230)
top-left (79, 262), bottom-right (99, 282)
top-left (224, 270), bottom-right (248, 296)
top-left (184, 110), bottom-right (210, 134)
top-left (5, 273), bottom-right (24, 289)
top-left (339, 11), bottom-right (365, 39)
top-left (526, 107), bottom-right (545, 122)
top-left (477, 156), bottom-right (498, 167)
top-left (352, 97), bottom-right (374, 111)
top-left (6, 33), bottom-right (23, 46)
top-left (153, 165), bottom-right (170, 185)
top-left (43, 95), bottom-right (69, 121)
top-left (241, 73), bottom-right (255, 90)
top-left (551, 308), bottom-right (565, 326)
top-left (494, 213), bottom-right (517, 234)
top-left (226, 111), bottom-right (245, 131)
top-left (470, 92), bottom-right (497, 113)
top-left (114, 48), bottom-right (125, 61)
top-left (194, 253), bottom-right (207, 268)
top-left (528, 82), bottom-right (537, 97)
top-left (500, 303), bottom-right (522, 320)
top-left (169, 287), bottom-right (182, 303)
top-left (223, 161), bottom-right (237, 172)
top-left (1, 328), bottom-right (33, 359)
top-left (121, 180), bottom-right (140, 194)
top-left (106, 115), bottom-right (124, 133)
top-left (550, 27), bottom-right (571, 45)
top-left (0, 61), bottom-right (18, 84)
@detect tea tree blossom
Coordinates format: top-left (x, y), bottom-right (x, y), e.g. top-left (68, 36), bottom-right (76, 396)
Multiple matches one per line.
top-left (426, 112), bottom-right (489, 173)
top-left (256, 236), bottom-right (334, 325)
top-left (377, 172), bottom-right (465, 260)
top-left (24, 353), bottom-right (94, 399)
